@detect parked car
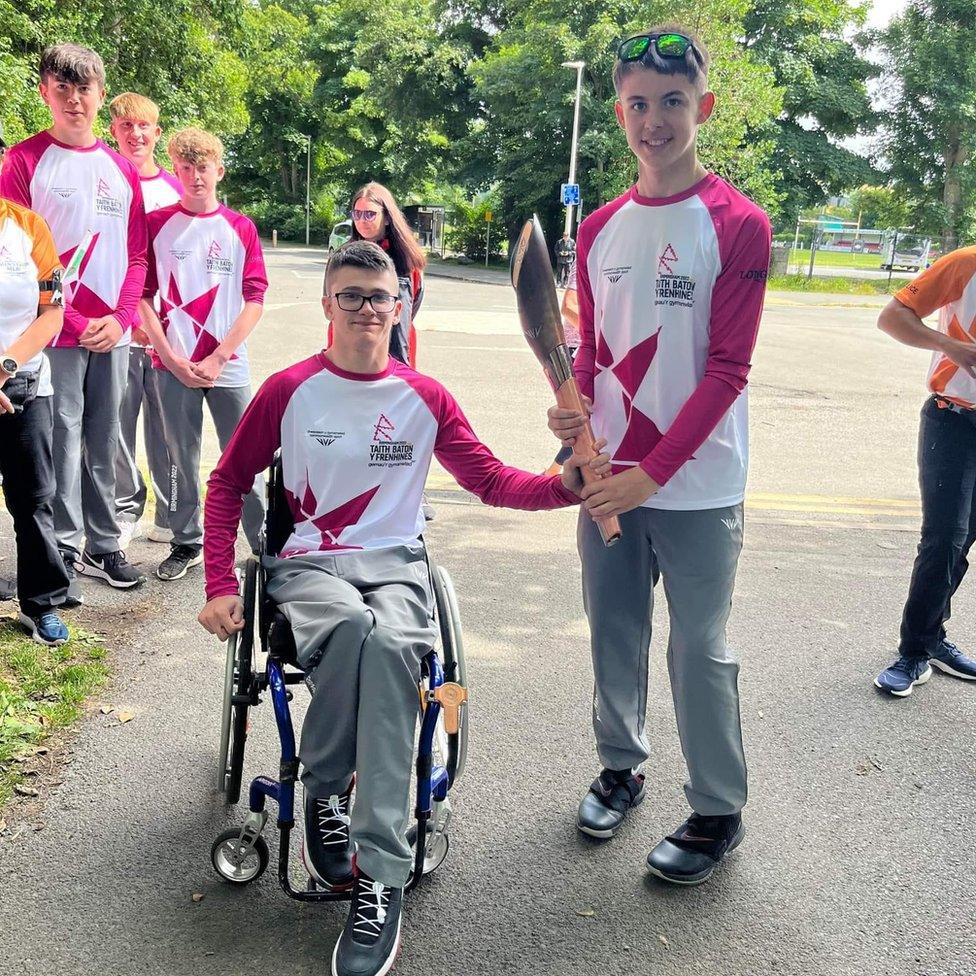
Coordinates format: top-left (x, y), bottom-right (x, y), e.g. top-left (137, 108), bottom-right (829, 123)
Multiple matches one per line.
top-left (328, 219), bottom-right (353, 252)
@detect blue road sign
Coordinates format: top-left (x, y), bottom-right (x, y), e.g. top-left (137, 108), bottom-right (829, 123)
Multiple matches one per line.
top-left (561, 183), bottom-right (580, 207)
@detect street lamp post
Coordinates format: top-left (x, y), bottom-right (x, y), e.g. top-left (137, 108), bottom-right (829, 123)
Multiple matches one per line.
top-left (303, 133), bottom-right (312, 246)
top-left (561, 60), bottom-right (585, 238)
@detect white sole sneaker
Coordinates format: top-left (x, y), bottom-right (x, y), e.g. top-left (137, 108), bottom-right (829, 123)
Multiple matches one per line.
top-left (874, 665), bottom-right (932, 697)
top-left (930, 657), bottom-right (976, 681)
top-left (17, 612), bottom-right (69, 646)
top-left (146, 526), bottom-right (174, 544)
top-left (156, 551), bottom-right (203, 581)
top-left (117, 520), bottom-right (141, 549)
top-left (74, 556), bottom-right (146, 589)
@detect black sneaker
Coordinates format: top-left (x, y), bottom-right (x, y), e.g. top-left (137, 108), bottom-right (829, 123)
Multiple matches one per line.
top-left (75, 550), bottom-right (146, 589)
top-left (156, 544), bottom-right (203, 581)
top-left (576, 767), bottom-right (646, 838)
top-left (302, 780), bottom-right (355, 889)
top-left (61, 551), bottom-right (83, 607)
top-left (646, 812), bottom-right (745, 886)
top-left (332, 871), bottom-right (402, 976)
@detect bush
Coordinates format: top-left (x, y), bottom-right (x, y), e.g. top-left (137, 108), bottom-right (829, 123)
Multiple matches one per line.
top-left (445, 191), bottom-right (505, 262)
top-left (242, 188), bottom-right (341, 245)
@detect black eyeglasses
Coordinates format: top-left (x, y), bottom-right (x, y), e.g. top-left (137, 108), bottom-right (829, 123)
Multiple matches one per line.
top-left (617, 32), bottom-right (702, 66)
top-left (331, 291), bottom-right (398, 313)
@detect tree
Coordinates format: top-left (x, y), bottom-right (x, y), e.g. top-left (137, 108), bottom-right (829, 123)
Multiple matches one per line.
top-left (846, 185), bottom-right (912, 232)
top-left (742, 0), bottom-right (879, 227)
top-left (0, 0), bottom-right (251, 147)
top-left (879, 0), bottom-right (976, 251)
top-left (465, 0), bottom-right (784, 248)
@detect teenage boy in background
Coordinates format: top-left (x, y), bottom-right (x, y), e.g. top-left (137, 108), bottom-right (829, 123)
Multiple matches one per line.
top-left (873, 248), bottom-right (976, 696)
top-left (139, 127), bottom-right (266, 582)
top-left (548, 26), bottom-right (771, 886)
top-left (0, 44), bottom-right (148, 601)
top-left (109, 92), bottom-right (181, 549)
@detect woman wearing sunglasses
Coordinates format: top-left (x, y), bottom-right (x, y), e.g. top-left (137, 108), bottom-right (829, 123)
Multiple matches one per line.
top-left (347, 182), bottom-right (426, 367)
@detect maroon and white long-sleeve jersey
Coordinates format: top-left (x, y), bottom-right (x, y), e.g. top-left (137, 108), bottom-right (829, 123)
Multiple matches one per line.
top-left (575, 174), bottom-right (771, 510)
top-left (204, 353), bottom-right (578, 599)
top-left (0, 131), bottom-right (148, 347)
top-left (140, 168), bottom-right (181, 214)
top-left (144, 203), bottom-right (268, 387)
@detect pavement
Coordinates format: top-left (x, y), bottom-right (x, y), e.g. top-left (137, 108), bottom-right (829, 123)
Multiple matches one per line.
top-left (0, 246), bottom-right (973, 976)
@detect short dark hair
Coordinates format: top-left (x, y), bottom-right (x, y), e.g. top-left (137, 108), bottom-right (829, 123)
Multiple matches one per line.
top-left (613, 25), bottom-right (709, 93)
top-left (39, 44), bottom-right (106, 89)
top-left (324, 240), bottom-right (397, 295)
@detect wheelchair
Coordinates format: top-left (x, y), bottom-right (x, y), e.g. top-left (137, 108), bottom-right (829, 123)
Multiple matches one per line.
top-left (211, 455), bottom-right (469, 900)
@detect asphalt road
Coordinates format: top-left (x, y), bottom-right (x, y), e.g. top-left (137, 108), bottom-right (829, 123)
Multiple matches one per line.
top-left (1, 245), bottom-right (974, 976)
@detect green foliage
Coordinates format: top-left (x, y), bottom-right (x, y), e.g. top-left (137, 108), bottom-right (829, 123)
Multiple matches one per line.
top-left (846, 185), bottom-right (913, 232)
top-left (467, 0), bottom-right (784, 247)
top-left (445, 189), bottom-right (505, 260)
top-left (742, 0), bottom-right (879, 225)
top-left (0, 623), bottom-right (108, 807)
top-left (878, 0), bottom-right (976, 250)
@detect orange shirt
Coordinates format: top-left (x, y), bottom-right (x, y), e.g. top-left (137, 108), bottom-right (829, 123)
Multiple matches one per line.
top-left (0, 197), bottom-right (62, 393)
top-left (895, 246), bottom-right (976, 408)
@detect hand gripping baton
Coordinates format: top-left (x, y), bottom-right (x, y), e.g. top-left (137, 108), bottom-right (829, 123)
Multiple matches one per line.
top-left (511, 216), bottom-right (621, 547)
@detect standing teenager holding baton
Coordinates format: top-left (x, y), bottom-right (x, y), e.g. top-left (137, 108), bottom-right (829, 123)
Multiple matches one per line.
top-left (548, 26), bottom-right (771, 886)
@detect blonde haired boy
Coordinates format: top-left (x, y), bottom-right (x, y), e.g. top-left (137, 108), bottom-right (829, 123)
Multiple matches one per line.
top-left (139, 126), bottom-right (266, 582)
top-left (109, 92), bottom-right (181, 548)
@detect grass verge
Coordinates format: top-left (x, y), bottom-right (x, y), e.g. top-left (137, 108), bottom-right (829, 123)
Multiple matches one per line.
top-left (0, 619), bottom-right (108, 807)
top-left (768, 274), bottom-right (913, 296)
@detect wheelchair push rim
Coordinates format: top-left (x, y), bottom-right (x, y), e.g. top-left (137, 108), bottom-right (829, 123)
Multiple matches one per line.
top-left (432, 564), bottom-right (468, 783)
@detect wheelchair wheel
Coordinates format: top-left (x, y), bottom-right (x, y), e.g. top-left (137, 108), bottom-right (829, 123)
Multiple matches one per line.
top-left (432, 565), bottom-right (468, 783)
top-left (211, 828), bottom-right (269, 885)
top-left (217, 558), bottom-right (258, 805)
top-left (406, 821), bottom-right (450, 878)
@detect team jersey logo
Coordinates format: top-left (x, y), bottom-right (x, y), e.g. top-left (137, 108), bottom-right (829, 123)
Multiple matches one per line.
top-left (602, 266), bottom-right (631, 284)
top-left (52, 186), bottom-right (76, 200)
top-left (369, 414), bottom-right (414, 467)
top-left (205, 239), bottom-right (234, 275)
top-left (94, 177), bottom-right (126, 218)
top-left (658, 244), bottom-right (678, 275)
top-left (308, 429), bottom-right (344, 447)
top-left (654, 242), bottom-right (696, 309)
top-left (372, 414), bottom-right (395, 442)
top-left (169, 248), bottom-right (192, 261)
top-left (0, 244), bottom-right (30, 275)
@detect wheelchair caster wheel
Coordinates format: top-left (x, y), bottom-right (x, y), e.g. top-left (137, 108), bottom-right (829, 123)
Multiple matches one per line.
top-left (211, 828), bottom-right (270, 885)
top-left (406, 822), bottom-right (450, 878)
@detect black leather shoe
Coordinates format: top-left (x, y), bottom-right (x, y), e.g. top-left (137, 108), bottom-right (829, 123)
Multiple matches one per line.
top-left (303, 779), bottom-right (355, 889)
top-left (332, 871), bottom-right (402, 976)
top-left (576, 768), bottom-right (646, 839)
top-left (646, 812), bottom-right (744, 886)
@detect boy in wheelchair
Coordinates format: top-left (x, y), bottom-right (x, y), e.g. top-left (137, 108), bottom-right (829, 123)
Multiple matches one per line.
top-left (198, 241), bottom-right (606, 976)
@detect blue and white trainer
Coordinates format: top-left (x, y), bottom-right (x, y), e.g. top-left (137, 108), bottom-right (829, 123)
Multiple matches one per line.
top-left (874, 655), bottom-right (932, 697)
top-left (929, 640), bottom-right (976, 681)
top-left (18, 611), bottom-right (69, 647)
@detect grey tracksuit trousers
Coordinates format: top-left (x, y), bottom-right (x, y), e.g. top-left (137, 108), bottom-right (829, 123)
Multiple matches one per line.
top-left (47, 345), bottom-right (129, 557)
top-left (156, 372), bottom-right (264, 551)
top-left (115, 346), bottom-right (170, 530)
top-left (579, 503), bottom-right (748, 816)
top-left (264, 543), bottom-right (437, 888)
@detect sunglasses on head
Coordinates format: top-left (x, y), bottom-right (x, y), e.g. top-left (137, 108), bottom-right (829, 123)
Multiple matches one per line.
top-left (617, 32), bottom-right (702, 66)
top-left (351, 208), bottom-right (380, 221)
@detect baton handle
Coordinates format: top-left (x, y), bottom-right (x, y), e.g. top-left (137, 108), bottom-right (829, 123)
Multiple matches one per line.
top-left (555, 379), bottom-right (621, 547)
